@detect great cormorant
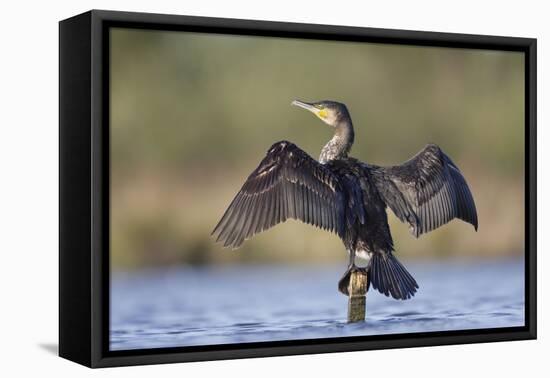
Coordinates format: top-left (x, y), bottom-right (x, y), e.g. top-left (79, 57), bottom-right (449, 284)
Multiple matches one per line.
top-left (212, 100), bottom-right (478, 300)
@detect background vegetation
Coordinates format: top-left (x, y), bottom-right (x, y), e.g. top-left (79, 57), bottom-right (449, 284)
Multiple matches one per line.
top-left (110, 28), bottom-right (525, 270)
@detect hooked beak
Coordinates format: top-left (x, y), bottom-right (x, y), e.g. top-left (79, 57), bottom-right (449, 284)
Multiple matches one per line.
top-left (291, 99), bottom-right (318, 114)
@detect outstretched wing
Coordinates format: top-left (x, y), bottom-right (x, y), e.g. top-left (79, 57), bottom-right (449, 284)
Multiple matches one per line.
top-left (212, 141), bottom-right (345, 249)
top-left (370, 144), bottom-right (478, 237)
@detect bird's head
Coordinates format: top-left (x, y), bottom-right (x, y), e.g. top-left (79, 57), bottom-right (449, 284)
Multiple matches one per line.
top-left (291, 100), bottom-right (351, 127)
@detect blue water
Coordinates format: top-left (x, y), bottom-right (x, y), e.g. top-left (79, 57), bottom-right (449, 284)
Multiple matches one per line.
top-left (110, 259), bottom-right (524, 351)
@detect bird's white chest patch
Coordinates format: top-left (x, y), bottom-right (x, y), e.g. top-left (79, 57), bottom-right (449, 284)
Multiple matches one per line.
top-left (355, 250), bottom-right (372, 263)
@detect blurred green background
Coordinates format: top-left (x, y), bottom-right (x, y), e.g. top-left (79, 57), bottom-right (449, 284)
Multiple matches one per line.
top-left (110, 28), bottom-right (525, 271)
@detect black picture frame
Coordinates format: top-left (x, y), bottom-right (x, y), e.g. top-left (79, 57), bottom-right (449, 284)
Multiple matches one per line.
top-left (59, 9), bottom-right (537, 368)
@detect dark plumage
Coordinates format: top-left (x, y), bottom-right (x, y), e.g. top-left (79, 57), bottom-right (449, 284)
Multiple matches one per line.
top-left (212, 100), bottom-right (478, 300)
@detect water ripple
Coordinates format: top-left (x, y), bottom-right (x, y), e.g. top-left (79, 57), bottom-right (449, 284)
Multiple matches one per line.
top-left (110, 260), bottom-right (525, 351)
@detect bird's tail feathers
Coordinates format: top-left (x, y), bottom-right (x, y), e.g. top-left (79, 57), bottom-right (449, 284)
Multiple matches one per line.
top-left (369, 253), bottom-right (418, 300)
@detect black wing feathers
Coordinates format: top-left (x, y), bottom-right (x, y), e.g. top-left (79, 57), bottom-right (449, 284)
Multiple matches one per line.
top-left (212, 141), bottom-right (345, 248)
top-left (371, 144), bottom-right (478, 237)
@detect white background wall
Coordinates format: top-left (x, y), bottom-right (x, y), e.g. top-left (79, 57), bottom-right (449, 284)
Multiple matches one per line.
top-left (0, 0), bottom-right (546, 376)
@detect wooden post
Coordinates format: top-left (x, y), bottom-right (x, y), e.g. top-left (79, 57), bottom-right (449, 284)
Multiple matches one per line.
top-left (347, 270), bottom-right (368, 323)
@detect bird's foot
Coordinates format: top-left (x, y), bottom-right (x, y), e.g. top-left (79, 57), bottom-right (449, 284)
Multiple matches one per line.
top-left (338, 265), bottom-right (368, 296)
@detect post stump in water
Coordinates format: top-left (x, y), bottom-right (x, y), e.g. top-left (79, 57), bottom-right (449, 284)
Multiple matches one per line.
top-left (347, 270), bottom-right (368, 323)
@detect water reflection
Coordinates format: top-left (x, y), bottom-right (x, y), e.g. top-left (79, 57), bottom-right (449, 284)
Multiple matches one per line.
top-left (110, 259), bottom-right (524, 350)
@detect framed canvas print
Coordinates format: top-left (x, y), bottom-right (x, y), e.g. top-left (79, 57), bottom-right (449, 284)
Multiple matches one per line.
top-left (59, 10), bottom-right (537, 368)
